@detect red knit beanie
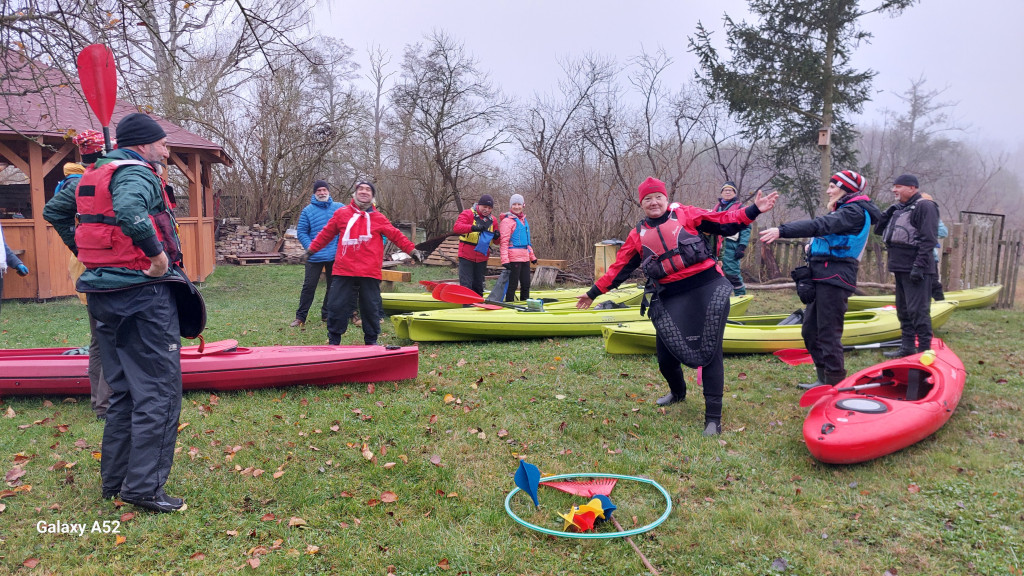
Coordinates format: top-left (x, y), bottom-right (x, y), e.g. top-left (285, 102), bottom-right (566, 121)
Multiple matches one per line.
top-left (830, 170), bottom-right (865, 195)
top-left (638, 177), bottom-right (667, 203)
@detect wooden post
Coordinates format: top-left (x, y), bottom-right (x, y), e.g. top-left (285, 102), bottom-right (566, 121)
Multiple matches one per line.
top-left (947, 222), bottom-right (964, 291)
top-left (28, 140), bottom-right (52, 299)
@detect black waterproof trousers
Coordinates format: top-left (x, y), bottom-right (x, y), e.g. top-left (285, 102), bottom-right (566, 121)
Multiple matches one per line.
top-left (802, 282), bottom-right (852, 384)
top-left (458, 258), bottom-right (488, 296)
top-left (652, 274), bottom-right (733, 423)
top-left (295, 260), bottom-right (334, 322)
top-left (894, 271), bottom-right (933, 352)
top-left (504, 261), bottom-right (532, 301)
top-left (326, 275), bottom-right (382, 345)
top-left (89, 283), bottom-right (182, 500)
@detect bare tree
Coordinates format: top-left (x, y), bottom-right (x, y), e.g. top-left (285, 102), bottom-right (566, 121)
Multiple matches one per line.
top-left (390, 30), bottom-right (511, 235)
top-left (510, 53), bottom-right (614, 247)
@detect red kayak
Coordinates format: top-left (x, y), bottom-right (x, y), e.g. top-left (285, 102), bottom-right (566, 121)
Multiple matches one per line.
top-left (0, 340), bottom-right (418, 396)
top-left (802, 338), bottom-right (965, 464)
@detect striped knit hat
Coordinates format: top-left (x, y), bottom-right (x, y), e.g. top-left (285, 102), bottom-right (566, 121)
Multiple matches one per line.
top-left (830, 170), bottom-right (865, 195)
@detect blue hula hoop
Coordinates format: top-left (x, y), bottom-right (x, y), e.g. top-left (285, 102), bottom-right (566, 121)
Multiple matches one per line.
top-left (504, 472), bottom-right (672, 539)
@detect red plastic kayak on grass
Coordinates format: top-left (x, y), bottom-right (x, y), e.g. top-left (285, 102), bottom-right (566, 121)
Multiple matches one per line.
top-left (0, 340), bottom-right (419, 396)
top-left (802, 338), bottom-right (965, 464)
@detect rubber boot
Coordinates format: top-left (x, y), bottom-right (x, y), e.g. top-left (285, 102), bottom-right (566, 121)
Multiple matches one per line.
top-left (702, 397), bottom-right (722, 436)
top-left (824, 370), bottom-right (847, 386)
top-left (798, 365), bottom-right (827, 390)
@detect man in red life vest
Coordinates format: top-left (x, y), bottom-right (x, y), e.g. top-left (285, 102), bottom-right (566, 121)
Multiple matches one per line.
top-left (48, 113), bottom-right (189, 512)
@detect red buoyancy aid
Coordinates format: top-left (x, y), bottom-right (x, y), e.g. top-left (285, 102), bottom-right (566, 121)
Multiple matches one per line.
top-left (75, 160), bottom-right (181, 270)
top-left (637, 213), bottom-right (712, 282)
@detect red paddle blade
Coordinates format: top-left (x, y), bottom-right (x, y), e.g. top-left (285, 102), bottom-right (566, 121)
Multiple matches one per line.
top-left (419, 280), bottom-right (440, 291)
top-left (540, 478), bottom-right (617, 497)
top-left (774, 348), bottom-right (814, 366)
top-left (798, 386), bottom-right (836, 407)
top-left (472, 302), bottom-right (504, 310)
top-left (438, 283), bottom-right (485, 304)
top-left (76, 44), bottom-right (117, 125)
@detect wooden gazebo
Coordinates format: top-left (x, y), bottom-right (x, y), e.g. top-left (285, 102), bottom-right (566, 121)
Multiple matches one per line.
top-left (1, 54), bottom-right (232, 301)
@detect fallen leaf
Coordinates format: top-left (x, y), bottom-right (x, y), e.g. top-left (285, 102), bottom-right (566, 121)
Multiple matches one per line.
top-left (120, 512), bottom-right (135, 522)
top-left (0, 503), bottom-right (5, 512)
top-left (367, 383), bottom-right (375, 394)
top-left (771, 557), bottom-right (789, 572)
top-left (4, 406), bottom-right (15, 418)
top-left (366, 498), bottom-right (381, 507)
top-left (362, 448), bottom-right (374, 461)
top-left (381, 491), bottom-right (398, 503)
top-left (247, 557), bottom-right (260, 568)
top-left (438, 558), bottom-right (450, 570)
top-left (273, 470), bottom-right (285, 479)
top-left (115, 534), bottom-right (126, 545)
top-left (428, 414), bottom-right (438, 424)
top-left (226, 530), bottom-right (238, 536)
top-left (443, 394), bottom-right (455, 404)
top-left (383, 462), bottom-right (396, 469)
top-left (261, 513), bottom-right (275, 521)
top-left (5, 466), bottom-right (26, 485)
top-left (497, 429), bottom-right (508, 438)
top-left (23, 558), bottom-right (39, 568)
top-left (306, 545), bottom-right (320, 554)
top-left (190, 552), bottom-right (206, 561)
top-left (908, 484), bottom-right (920, 493)
top-left (177, 422), bottom-right (190, 432)
top-left (288, 517), bottom-right (307, 528)
top-left (430, 455), bottom-right (443, 467)
top-left (456, 358), bottom-right (467, 367)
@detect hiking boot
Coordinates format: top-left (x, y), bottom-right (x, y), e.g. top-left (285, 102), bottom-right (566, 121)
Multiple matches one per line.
top-left (883, 348), bottom-right (915, 359)
top-left (121, 489), bottom-right (186, 513)
top-left (702, 421), bottom-right (722, 436)
top-left (289, 318), bottom-right (304, 328)
top-left (656, 393), bottom-right (684, 406)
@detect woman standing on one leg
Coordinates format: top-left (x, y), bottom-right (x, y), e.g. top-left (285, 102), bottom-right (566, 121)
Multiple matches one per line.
top-left (578, 178), bottom-right (778, 436)
top-left (499, 194), bottom-right (537, 301)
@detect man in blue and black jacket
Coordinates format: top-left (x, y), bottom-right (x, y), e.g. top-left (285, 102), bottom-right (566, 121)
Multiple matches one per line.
top-left (291, 180), bottom-right (342, 327)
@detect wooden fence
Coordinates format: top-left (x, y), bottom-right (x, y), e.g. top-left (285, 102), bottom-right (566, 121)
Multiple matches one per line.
top-left (744, 220), bottom-right (1022, 308)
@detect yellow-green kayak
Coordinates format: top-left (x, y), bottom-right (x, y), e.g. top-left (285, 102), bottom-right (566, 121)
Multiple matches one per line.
top-left (602, 301), bottom-right (959, 355)
top-left (391, 295), bottom-right (753, 342)
top-left (381, 283), bottom-right (644, 314)
top-left (847, 285), bottom-right (1001, 311)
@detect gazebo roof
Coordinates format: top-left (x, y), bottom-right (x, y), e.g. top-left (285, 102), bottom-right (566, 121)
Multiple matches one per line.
top-left (0, 53), bottom-right (232, 166)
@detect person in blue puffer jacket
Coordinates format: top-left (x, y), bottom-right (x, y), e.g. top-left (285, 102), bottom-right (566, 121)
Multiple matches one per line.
top-left (291, 180), bottom-right (343, 327)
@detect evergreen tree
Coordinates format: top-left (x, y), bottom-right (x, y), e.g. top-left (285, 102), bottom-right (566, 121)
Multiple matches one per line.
top-left (690, 0), bottom-right (916, 216)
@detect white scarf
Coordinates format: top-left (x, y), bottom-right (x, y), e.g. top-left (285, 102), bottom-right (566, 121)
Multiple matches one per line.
top-left (0, 221), bottom-right (8, 275)
top-left (340, 205), bottom-right (372, 254)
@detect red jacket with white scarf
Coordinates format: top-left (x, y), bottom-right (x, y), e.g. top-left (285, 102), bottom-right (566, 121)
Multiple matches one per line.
top-left (308, 201), bottom-right (415, 280)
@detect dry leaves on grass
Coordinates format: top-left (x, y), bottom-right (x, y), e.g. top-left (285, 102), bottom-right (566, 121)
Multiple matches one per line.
top-left (381, 491), bottom-right (398, 503)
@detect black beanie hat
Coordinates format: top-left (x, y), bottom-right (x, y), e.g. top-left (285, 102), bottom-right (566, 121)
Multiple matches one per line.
top-left (893, 174), bottom-right (919, 188)
top-left (115, 113), bottom-right (167, 148)
top-left (355, 181), bottom-right (376, 196)
top-left (313, 180), bottom-right (330, 192)
top-left (478, 194), bottom-right (494, 207)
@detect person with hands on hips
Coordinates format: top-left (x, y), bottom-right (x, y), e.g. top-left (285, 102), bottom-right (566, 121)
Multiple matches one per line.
top-left (498, 193), bottom-right (536, 301)
top-left (759, 170), bottom-right (883, 389)
top-left (874, 174), bottom-right (940, 359)
top-left (577, 177), bottom-right (778, 436)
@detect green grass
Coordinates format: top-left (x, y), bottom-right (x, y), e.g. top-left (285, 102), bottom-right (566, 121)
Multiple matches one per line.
top-left (1, 265), bottom-right (1022, 575)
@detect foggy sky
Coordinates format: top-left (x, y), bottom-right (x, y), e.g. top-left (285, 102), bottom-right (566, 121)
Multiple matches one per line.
top-left (314, 0), bottom-right (1024, 150)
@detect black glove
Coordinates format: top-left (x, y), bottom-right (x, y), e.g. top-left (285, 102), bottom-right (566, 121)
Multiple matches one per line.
top-left (470, 223), bottom-right (485, 232)
top-left (502, 262), bottom-right (512, 270)
top-left (909, 267), bottom-right (925, 283)
top-left (299, 251), bottom-right (311, 264)
top-left (411, 249), bottom-right (425, 263)
top-left (531, 259), bottom-right (538, 265)
top-left (884, 205), bottom-right (898, 218)
top-left (735, 245), bottom-right (746, 260)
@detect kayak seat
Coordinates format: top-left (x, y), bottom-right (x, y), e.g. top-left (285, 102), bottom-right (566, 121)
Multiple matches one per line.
top-left (61, 347), bottom-right (90, 356)
top-left (726, 319), bottom-right (744, 325)
top-left (776, 309), bottom-right (805, 326)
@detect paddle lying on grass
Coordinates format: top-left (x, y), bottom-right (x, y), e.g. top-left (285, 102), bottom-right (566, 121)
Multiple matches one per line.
top-left (799, 380), bottom-right (896, 407)
top-left (432, 283), bottom-right (528, 311)
top-left (774, 340), bottom-right (903, 366)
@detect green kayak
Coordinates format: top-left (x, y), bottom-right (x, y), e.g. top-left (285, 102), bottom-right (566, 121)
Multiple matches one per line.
top-left (847, 284), bottom-right (1001, 311)
top-left (381, 283), bottom-right (644, 314)
top-left (602, 301), bottom-right (959, 355)
top-left (391, 295), bottom-right (754, 342)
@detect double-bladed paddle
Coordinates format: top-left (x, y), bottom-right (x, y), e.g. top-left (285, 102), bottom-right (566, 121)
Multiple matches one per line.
top-left (798, 380), bottom-right (896, 407)
top-left (774, 340), bottom-right (903, 366)
top-left (76, 44), bottom-right (117, 152)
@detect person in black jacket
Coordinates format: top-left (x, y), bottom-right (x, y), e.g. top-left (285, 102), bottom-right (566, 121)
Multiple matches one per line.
top-left (875, 174), bottom-right (940, 358)
top-left (760, 171), bottom-right (883, 389)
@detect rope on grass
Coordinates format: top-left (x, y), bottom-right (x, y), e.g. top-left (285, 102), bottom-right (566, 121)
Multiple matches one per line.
top-left (504, 473), bottom-right (672, 539)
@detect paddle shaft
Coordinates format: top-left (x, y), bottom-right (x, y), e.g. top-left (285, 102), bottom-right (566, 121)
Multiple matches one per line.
top-left (799, 380), bottom-right (895, 407)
